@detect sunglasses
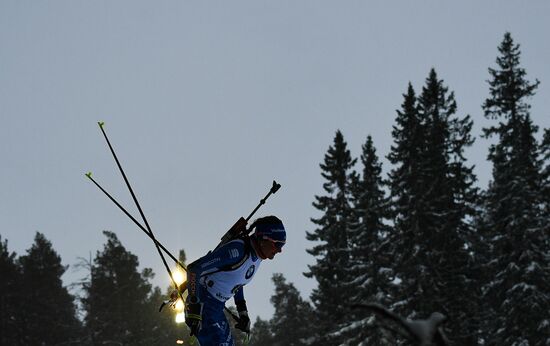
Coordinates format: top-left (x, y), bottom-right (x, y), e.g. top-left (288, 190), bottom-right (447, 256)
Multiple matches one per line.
top-left (262, 236), bottom-right (286, 249)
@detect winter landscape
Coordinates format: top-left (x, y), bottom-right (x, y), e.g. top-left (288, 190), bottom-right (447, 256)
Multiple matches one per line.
top-left (1, 2), bottom-right (549, 345)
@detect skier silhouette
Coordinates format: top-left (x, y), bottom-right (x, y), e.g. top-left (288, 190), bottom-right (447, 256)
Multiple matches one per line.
top-left (184, 216), bottom-right (286, 346)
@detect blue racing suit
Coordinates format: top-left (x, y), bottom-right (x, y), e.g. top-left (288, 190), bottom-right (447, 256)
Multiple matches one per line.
top-left (187, 236), bottom-right (261, 346)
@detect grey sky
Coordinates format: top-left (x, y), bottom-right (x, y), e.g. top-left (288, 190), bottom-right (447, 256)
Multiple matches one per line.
top-left (1, 1), bottom-right (549, 322)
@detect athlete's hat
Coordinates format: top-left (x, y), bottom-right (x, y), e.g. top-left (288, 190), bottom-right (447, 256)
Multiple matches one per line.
top-left (252, 216), bottom-right (286, 246)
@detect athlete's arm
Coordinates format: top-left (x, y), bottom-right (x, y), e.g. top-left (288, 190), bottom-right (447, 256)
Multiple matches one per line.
top-left (234, 286), bottom-right (250, 333)
top-left (234, 286), bottom-right (245, 302)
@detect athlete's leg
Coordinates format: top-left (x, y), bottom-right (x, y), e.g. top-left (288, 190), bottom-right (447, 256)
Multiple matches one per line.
top-left (195, 290), bottom-right (235, 346)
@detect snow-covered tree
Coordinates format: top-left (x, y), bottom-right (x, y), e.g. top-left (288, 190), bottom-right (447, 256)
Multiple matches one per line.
top-left (269, 273), bottom-right (314, 346)
top-left (250, 317), bottom-right (275, 346)
top-left (387, 83), bottom-right (424, 281)
top-left (480, 32), bottom-right (549, 344)
top-left (540, 128), bottom-right (550, 235)
top-left (417, 69), bottom-right (479, 344)
top-left (305, 130), bottom-right (356, 344)
top-left (340, 135), bottom-right (394, 345)
top-left (388, 71), bottom-right (479, 344)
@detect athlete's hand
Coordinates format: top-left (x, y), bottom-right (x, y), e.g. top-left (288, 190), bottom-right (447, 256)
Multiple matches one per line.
top-left (169, 290), bottom-right (179, 302)
top-left (185, 297), bottom-right (203, 336)
top-left (235, 311), bottom-right (251, 333)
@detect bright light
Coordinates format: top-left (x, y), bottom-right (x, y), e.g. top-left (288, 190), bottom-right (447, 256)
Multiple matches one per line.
top-left (176, 340), bottom-right (184, 344)
top-left (172, 268), bottom-right (187, 286)
top-left (175, 312), bottom-right (186, 324)
top-left (175, 299), bottom-right (184, 311)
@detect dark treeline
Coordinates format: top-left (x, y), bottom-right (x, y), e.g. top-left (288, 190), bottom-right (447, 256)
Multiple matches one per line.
top-left (1, 32), bottom-right (548, 345)
top-left (251, 32), bottom-right (548, 345)
top-left (0, 231), bottom-right (194, 346)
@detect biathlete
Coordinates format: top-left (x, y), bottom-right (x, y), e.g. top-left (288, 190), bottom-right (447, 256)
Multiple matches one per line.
top-left (183, 215), bottom-right (286, 346)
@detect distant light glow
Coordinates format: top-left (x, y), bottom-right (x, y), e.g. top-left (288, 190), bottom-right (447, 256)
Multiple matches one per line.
top-left (172, 268), bottom-right (187, 286)
top-left (176, 340), bottom-right (184, 344)
top-left (175, 312), bottom-right (186, 324)
top-left (175, 299), bottom-right (184, 311)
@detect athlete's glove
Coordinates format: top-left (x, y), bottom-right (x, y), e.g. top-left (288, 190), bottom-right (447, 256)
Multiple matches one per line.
top-left (234, 300), bottom-right (251, 333)
top-left (185, 296), bottom-right (203, 336)
top-left (170, 289), bottom-right (179, 301)
top-left (158, 289), bottom-right (179, 312)
top-left (170, 282), bottom-right (187, 300)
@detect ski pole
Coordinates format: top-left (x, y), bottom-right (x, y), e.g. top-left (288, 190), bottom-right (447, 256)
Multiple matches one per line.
top-left (96, 122), bottom-right (182, 300)
top-left (95, 123), bottom-right (241, 322)
top-left (87, 172), bottom-right (240, 320)
top-left (86, 173), bottom-right (240, 320)
top-left (85, 172), bottom-right (185, 269)
top-left (89, 122), bottom-right (245, 321)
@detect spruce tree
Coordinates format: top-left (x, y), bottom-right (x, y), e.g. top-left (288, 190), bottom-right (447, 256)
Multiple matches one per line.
top-left (541, 129), bottom-right (550, 230)
top-left (0, 236), bottom-right (22, 345)
top-left (341, 136), bottom-right (394, 345)
top-left (269, 273), bottom-right (314, 346)
top-left (480, 32), bottom-right (549, 344)
top-left (388, 72), bottom-right (479, 344)
top-left (83, 231), bottom-right (159, 345)
top-left (18, 232), bottom-right (83, 345)
top-left (540, 129), bottom-right (550, 279)
top-left (250, 317), bottom-right (275, 346)
top-left (305, 130), bottom-right (356, 344)
top-left (387, 82), bottom-right (427, 323)
top-left (418, 69), bottom-right (479, 344)
top-left (387, 83), bottom-right (424, 279)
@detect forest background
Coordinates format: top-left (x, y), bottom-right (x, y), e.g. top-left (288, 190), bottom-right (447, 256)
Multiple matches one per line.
top-left (2, 32), bottom-right (548, 345)
top-left (1, 2), bottom-right (549, 345)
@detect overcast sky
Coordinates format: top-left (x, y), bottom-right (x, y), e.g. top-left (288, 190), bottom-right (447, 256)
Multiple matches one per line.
top-left (1, 1), bottom-right (549, 323)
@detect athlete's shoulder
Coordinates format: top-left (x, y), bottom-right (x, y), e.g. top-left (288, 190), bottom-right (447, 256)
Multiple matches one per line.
top-left (218, 238), bottom-right (248, 261)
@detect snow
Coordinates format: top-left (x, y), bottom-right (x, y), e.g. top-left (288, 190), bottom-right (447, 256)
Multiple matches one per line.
top-left (510, 283), bottom-right (536, 293)
top-left (378, 267), bottom-right (392, 275)
top-left (391, 277), bottom-right (402, 285)
top-left (526, 261), bottom-right (537, 272)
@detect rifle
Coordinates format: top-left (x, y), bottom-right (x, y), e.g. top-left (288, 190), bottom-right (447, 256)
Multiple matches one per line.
top-left (217, 180), bottom-right (281, 249)
top-left (175, 180), bottom-right (282, 295)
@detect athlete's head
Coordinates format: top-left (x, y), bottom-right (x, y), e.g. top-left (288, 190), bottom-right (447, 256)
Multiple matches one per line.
top-left (250, 216), bottom-right (286, 260)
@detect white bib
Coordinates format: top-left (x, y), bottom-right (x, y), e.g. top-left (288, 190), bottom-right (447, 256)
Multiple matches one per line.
top-left (200, 241), bottom-right (262, 302)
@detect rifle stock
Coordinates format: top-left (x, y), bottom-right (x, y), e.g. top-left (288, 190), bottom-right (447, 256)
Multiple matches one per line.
top-left (219, 217), bottom-right (248, 245)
